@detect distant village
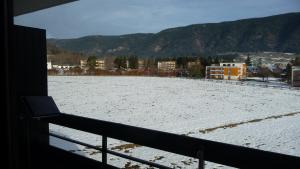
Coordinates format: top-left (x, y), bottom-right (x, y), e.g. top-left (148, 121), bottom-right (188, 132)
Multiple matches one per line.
top-left (47, 52), bottom-right (300, 86)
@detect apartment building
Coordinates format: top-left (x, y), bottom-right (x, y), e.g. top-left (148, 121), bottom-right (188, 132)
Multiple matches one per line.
top-left (95, 59), bottom-right (106, 70)
top-left (138, 60), bottom-right (145, 70)
top-left (157, 61), bottom-right (176, 72)
top-left (206, 63), bottom-right (247, 80)
top-left (80, 59), bottom-right (106, 70)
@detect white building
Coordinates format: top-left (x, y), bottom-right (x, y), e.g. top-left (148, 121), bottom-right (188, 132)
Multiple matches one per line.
top-left (80, 60), bottom-right (87, 69)
top-left (80, 59), bottom-right (106, 70)
top-left (47, 60), bottom-right (52, 70)
top-left (138, 60), bottom-right (145, 70)
top-left (126, 60), bottom-right (130, 69)
top-left (157, 61), bottom-right (176, 72)
top-left (95, 59), bottom-right (106, 70)
top-left (61, 65), bottom-right (72, 70)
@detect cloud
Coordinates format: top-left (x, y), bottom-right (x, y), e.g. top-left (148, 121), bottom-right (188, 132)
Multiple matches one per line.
top-left (14, 0), bottom-right (300, 38)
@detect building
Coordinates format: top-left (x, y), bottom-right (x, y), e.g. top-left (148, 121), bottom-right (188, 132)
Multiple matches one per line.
top-left (205, 66), bottom-right (224, 79)
top-left (47, 60), bottom-right (52, 70)
top-left (292, 66), bottom-right (300, 87)
top-left (138, 60), bottom-right (145, 70)
top-left (52, 65), bottom-right (60, 69)
top-left (80, 59), bottom-right (106, 70)
top-left (157, 61), bottom-right (176, 72)
top-left (47, 54), bottom-right (53, 70)
top-left (60, 65), bottom-right (72, 70)
top-left (80, 60), bottom-right (87, 69)
top-left (206, 63), bottom-right (247, 80)
top-left (274, 63), bottom-right (287, 70)
top-left (126, 60), bottom-right (130, 69)
top-left (95, 59), bottom-right (106, 70)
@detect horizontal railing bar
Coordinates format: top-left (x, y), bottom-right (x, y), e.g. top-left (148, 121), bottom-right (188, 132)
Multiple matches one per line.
top-left (46, 146), bottom-right (119, 169)
top-left (50, 132), bottom-right (102, 151)
top-left (106, 149), bottom-right (172, 169)
top-left (50, 132), bottom-right (172, 169)
top-left (45, 113), bottom-right (300, 168)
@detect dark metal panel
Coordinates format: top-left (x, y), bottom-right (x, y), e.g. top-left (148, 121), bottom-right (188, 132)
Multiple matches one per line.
top-left (12, 25), bottom-right (48, 96)
top-left (9, 25), bottom-right (48, 169)
top-left (22, 96), bottom-right (61, 118)
top-left (14, 0), bottom-right (77, 16)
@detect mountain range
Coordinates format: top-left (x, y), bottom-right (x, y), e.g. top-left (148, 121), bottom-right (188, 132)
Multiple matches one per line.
top-left (47, 12), bottom-right (300, 57)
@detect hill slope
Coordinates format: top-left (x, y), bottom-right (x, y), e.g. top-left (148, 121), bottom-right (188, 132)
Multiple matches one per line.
top-left (48, 12), bottom-right (300, 57)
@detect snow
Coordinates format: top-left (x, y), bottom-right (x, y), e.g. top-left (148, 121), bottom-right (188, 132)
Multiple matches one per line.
top-left (48, 76), bottom-right (300, 168)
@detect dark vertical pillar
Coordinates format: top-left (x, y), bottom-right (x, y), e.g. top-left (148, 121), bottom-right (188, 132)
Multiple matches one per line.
top-left (3, 23), bottom-right (48, 169)
top-left (1, 0), bottom-right (14, 168)
top-left (102, 136), bottom-right (108, 164)
top-left (10, 25), bottom-right (48, 169)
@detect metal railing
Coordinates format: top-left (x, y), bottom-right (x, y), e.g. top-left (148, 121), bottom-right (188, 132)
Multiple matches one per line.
top-left (41, 113), bottom-right (300, 169)
top-left (203, 78), bottom-right (300, 90)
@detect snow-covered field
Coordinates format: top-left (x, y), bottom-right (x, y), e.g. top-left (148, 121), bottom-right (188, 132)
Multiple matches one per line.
top-left (48, 76), bottom-right (300, 168)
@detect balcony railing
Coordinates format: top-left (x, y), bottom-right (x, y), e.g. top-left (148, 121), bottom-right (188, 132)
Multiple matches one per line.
top-left (41, 113), bottom-right (300, 169)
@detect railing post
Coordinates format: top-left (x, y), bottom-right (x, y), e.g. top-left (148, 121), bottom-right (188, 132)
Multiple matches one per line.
top-left (197, 150), bottom-right (204, 169)
top-left (102, 136), bottom-right (107, 164)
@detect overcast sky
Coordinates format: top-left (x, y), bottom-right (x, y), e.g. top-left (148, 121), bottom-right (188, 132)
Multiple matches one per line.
top-left (14, 0), bottom-right (300, 39)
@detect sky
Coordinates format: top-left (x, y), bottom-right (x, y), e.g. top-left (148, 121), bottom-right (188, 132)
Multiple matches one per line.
top-left (14, 0), bottom-right (300, 39)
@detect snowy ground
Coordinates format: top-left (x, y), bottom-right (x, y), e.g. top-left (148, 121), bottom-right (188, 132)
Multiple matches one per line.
top-left (48, 76), bottom-right (300, 168)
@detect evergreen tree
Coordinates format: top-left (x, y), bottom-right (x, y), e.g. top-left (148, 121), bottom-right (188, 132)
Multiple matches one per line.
top-left (188, 64), bottom-right (205, 78)
top-left (128, 56), bottom-right (138, 69)
top-left (114, 56), bottom-right (127, 69)
top-left (176, 57), bottom-right (188, 69)
top-left (207, 56), bottom-right (213, 65)
top-left (87, 56), bottom-right (97, 69)
top-left (214, 56), bottom-right (220, 64)
top-left (245, 54), bottom-right (251, 66)
top-left (286, 63), bottom-right (292, 83)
